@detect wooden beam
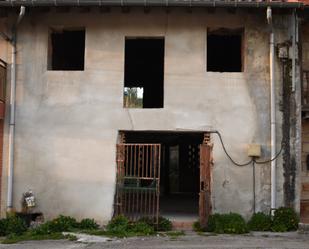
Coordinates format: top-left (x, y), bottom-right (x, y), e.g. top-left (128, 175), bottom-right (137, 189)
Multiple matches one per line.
top-left (121, 6), bottom-right (130, 13)
top-left (100, 6), bottom-right (111, 13)
top-left (144, 7), bottom-right (151, 14)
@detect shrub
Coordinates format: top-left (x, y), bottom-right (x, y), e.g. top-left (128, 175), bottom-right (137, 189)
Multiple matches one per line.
top-left (106, 215), bottom-right (130, 236)
top-left (271, 207), bottom-right (299, 232)
top-left (247, 212), bottom-right (272, 231)
top-left (157, 216), bottom-right (172, 231)
top-left (192, 221), bottom-right (207, 232)
top-left (31, 215), bottom-right (79, 235)
top-left (79, 218), bottom-right (99, 230)
top-left (51, 215), bottom-right (79, 231)
top-left (106, 215), bottom-right (157, 237)
top-left (130, 221), bottom-right (154, 235)
top-left (137, 216), bottom-right (172, 231)
top-left (0, 218), bottom-right (8, 236)
top-left (207, 213), bottom-right (248, 234)
top-left (4, 215), bottom-right (27, 235)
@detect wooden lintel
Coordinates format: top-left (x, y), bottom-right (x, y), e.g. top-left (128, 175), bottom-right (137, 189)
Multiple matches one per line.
top-left (56, 7), bottom-right (71, 13)
top-left (144, 7), bottom-right (151, 14)
top-left (100, 6), bottom-right (111, 13)
top-left (227, 8), bottom-right (236, 14)
top-left (207, 7), bottom-right (216, 14)
top-left (165, 7), bottom-right (171, 14)
top-left (121, 6), bottom-right (130, 13)
top-left (80, 7), bottom-right (91, 13)
top-left (186, 7), bottom-right (193, 13)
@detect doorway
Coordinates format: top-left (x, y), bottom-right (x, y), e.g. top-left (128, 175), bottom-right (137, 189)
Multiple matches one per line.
top-left (115, 131), bottom-right (212, 224)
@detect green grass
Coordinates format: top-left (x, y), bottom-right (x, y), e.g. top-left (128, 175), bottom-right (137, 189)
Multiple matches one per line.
top-left (1, 232), bottom-right (71, 244)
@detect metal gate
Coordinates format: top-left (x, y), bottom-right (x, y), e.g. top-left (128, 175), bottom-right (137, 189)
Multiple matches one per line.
top-left (115, 144), bottom-right (161, 224)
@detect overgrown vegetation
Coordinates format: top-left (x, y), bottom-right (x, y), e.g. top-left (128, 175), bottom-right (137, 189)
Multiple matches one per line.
top-left (194, 207), bottom-right (299, 234)
top-left (247, 208), bottom-right (299, 232)
top-left (138, 216), bottom-right (172, 231)
top-left (247, 212), bottom-right (272, 231)
top-left (271, 207), bottom-right (299, 232)
top-left (192, 221), bottom-right (207, 232)
top-left (0, 214), bottom-right (100, 244)
top-left (105, 215), bottom-right (155, 237)
top-left (0, 214), bottom-right (27, 236)
top-left (207, 213), bottom-right (248, 234)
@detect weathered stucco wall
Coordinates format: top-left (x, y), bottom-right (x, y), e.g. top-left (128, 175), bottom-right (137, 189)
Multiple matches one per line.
top-left (0, 9), bottom-right (296, 222)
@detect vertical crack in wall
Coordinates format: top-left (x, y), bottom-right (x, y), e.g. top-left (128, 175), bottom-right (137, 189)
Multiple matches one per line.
top-left (282, 59), bottom-right (296, 207)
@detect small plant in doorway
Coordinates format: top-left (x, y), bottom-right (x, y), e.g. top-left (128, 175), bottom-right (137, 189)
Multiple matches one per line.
top-left (137, 216), bottom-right (172, 231)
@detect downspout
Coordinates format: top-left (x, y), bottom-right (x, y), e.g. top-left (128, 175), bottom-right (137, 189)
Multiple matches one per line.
top-left (292, 9), bottom-right (296, 93)
top-left (267, 6), bottom-right (277, 213)
top-left (7, 5), bottom-right (25, 211)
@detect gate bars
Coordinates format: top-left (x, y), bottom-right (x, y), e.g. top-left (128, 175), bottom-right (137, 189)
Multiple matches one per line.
top-left (115, 144), bottom-right (161, 224)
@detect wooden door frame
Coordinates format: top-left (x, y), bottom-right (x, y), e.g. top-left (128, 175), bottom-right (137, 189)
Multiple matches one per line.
top-left (199, 134), bottom-right (213, 227)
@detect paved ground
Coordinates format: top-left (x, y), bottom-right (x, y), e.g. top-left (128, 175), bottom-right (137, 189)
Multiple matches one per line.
top-left (0, 232), bottom-right (309, 249)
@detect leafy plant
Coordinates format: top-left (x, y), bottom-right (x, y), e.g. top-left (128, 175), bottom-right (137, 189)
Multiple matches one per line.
top-left (31, 215), bottom-right (79, 235)
top-left (105, 215), bottom-right (156, 237)
top-left (137, 216), bottom-right (172, 231)
top-left (271, 207), bottom-right (299, 232)
top-left (247, 212), bottom-right (272, 231)
top-left (130, 221), bottom-right (154, 235)
top-left (3, 215), bottom-right (27, 235)
top-left (0, 218), bottom-right (8, 236)
top-left (79, 218), bottom-right (99, 230)
top-left (207, 213), bottom-right (248, 234)
top-left (157, 216), bottom-right (172, 231)
top-left (192, 221), bottom-right (207, 232)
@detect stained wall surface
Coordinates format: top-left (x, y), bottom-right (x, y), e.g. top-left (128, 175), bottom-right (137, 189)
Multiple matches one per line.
top-left (0, 9), bottom-right (295, 222)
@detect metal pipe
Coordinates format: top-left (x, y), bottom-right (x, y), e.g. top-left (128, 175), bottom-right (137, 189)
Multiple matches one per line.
top-left (7, 5), bottom-right (25, 211)
top-left (291, 9), bottom-right (297, 92)
top-left (0, 0), bottom-right (303, 8)
top-left (267, 6), bottom-right (277, 213)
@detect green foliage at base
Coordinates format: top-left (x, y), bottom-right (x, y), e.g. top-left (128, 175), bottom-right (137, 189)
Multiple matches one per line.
top-left (0, 214), bottom-right (27, 236)
top-left (247, 212), bottom-right (272, 231)
top-left (207, 213), bottom-right (248, 234)
top-left (1, 232), bottom-right (68, 244)
top-left (31, 215), bottom-right (100, 235)
top-left (271, 207), bottom-right (299, 232)
top-left (79, 218), bottom-right (99, 230)
top-left (192, 221), bottom-right (207, 232)
top-left (138, 216), bottom-right (172, 231)
top-left (105, 215), bottom-right (155, 237)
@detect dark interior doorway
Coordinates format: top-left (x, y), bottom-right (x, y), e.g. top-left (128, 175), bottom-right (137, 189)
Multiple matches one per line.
top-left (123, 131), bottom-right (204, 220)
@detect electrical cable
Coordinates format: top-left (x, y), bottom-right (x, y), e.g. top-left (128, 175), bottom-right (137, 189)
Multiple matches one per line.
top-left (253, 145), bottom-right (283, 164)
top-left (210, 131), bottom-right (253, 167)
top-left (209, 130), bottom-right (283, 167)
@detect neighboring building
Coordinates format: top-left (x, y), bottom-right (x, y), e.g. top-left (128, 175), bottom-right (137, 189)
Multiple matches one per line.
top-left (0, 0), bottom-right (308, 225)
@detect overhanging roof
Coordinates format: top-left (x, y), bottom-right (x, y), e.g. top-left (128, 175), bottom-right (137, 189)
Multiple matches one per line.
top-left (0, 0), bottom-right (307, 8)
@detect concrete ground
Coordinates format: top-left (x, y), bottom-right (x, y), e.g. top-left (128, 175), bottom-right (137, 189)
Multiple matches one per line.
top-left (0, 232), bottom-right (309, 249)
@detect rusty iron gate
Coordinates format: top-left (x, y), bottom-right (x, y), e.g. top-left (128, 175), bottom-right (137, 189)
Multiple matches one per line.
top-left (115, 143), bottom-right (161, 224)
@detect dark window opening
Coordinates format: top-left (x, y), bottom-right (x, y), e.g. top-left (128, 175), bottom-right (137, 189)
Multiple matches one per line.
top-left (48, 28), bottom-right (85, 71)
top-left (207, 28), bottom-right (243, 72)
top-left (124, 38), bottom-right (164, 108)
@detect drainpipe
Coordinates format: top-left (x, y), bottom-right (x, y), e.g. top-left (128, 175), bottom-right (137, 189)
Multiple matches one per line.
top-left (291, 9), bottom-right (297, 93)
top-left (267, 6), bottom-right (276, 213)
top-left (7, 5), bottom-right (25, 212)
